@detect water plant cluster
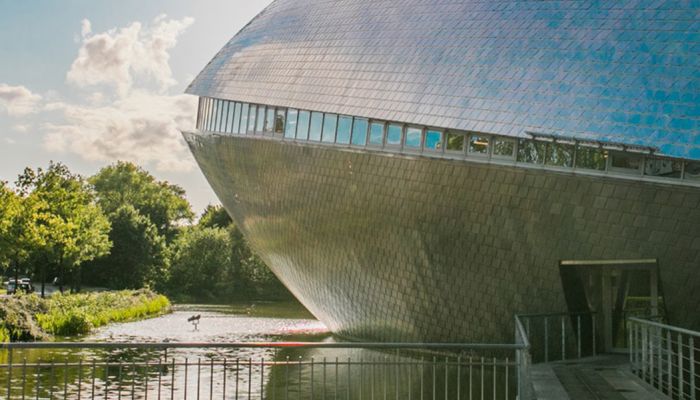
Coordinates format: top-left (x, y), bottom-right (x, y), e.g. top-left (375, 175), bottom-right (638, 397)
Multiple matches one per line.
top-left (0, 289), bottom-right (170, 341)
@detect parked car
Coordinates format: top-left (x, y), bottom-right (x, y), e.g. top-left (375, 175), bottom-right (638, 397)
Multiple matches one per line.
top-left (6, 278), bottom-right (34, 295)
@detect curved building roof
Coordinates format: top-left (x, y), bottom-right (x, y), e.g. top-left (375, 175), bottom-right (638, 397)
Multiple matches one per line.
top-left (187, 0), bottom-right (700, 160)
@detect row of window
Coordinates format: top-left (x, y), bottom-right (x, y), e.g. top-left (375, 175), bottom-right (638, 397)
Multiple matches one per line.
top-left (196, 97), bottom-right (700, 183)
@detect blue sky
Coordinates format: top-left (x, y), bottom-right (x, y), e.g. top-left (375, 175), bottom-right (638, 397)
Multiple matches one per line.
top-left (0, 0), bottom-right (272, 214)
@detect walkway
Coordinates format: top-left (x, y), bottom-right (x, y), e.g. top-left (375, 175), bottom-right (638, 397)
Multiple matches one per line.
top-left (532, 355), bottom-right (667, 400)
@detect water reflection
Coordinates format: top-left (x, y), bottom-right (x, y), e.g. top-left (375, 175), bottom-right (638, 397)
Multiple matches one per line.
top-left (1, 303), bottom-right (515, 399)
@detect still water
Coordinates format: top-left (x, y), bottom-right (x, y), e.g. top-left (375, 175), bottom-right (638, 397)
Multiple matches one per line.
top-left (1, 303), bottom-right (514, 399)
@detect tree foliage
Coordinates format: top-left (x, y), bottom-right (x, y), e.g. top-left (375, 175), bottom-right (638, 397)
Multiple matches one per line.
top-left (87, 205), bottom-right (168, 290)
top-left (14, 163), bottom-right (112, 289)
top-left (90, 162), bottom-right (193, 239)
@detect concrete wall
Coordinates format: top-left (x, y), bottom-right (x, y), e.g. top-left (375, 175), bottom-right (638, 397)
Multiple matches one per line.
top-left (185, 133), bottom-right (700, 342)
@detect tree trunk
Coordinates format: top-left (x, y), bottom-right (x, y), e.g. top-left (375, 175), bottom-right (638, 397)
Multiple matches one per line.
top-left (40, 263), bottom-right (46, 298)
top-left (13, 258), bottom-right (19, 294)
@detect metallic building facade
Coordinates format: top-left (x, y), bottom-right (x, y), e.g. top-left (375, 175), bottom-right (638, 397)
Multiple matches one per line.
top-left (185, 0), bottom-right (700, 342)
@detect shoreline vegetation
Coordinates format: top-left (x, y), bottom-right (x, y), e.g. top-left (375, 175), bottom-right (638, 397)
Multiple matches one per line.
top-left (0, 289), bottom-right (171, 342)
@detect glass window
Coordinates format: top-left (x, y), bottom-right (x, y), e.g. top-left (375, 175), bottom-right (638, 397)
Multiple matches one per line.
top-left (546, 143), bottom-right (574, 167)
top-left (469, 134), bottom-right (489, 155)
top-left (610, 152), bottom-right (642, 174)
top-left (644, 157), bottom-right (682, 179)
top-left (575, 146), bottom-right (607, 171)
top-left (684, 161), bottom-right (700, 181)
top-left (296, 110), bottom-right (310, 140)
top-left (322, 113), bottom-right (338, 143)
top-left (275, 109), bottom-right (286, 135)
top-left (217, 100), bottom-right (225, 132)
top-left (336, 116), bottom-right (352, 145)
top-left (493, 138), bottom-right (515, 158)
top-left (517, 139), bottom-right (546, 164)
top-left (309, 112), bottom-right (323, 141)
top-left (202, 98), bottom-right (209, 130)
top-left (240, 104), bottom-right (249, 135)
top-left (265, 108), bottom-right (275, 134)
top-left (445, 132), bottom-right (464, 152)
top-left (207, 99), bottom-right (215, 131)
top-left (285, 109), bottom-right (298, 139)
top-left (247, 105), bottom-right (257, 133)
top-left (424, 130), bottom-right (442, 151)
top-left (386, 124), bottom-right (402, 146)
top-left (352, 118), bottom-right (369, 146)
top-left (197, 98), bottom-right (203, 129)
top-left (233, 102), bottom-right (242, 134)
top-left (256, 106), bottom-right (265, 133)
top-left (225, 101), bottom-right (234, 133)
top-left (405, 127), bottom-right (422, 149)
top-left (369, 122), bottom-right (384, 146)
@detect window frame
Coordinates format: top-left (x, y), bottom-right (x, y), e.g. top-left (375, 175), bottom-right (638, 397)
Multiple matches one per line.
top-left (444, 131), bottom-right (466, 155)
top-left (285, 108), bottom-right (299, 139)
top-left (491, 137), bottom-right (516, 160)
top-left (309, 111), bottom-right (324, 142)
top-left (423, 129), bottom-right (444, 153)
top-left (351, 118), bottom-right (369, 147)
top-left (368, 121), bottom-right (385, 147)
top-left (468, 133), bottom-right (491, 157)
top-left (296, 110), bottom-right (311, 140)
top-left (336, 115), bottom-right (353, 145)
top-left (404, 126), bottom-right (423, 151)
top-left (385, 123), bottom-right (403, 148)
top-left (608, 151), bottom-right (644, 176)
top-left (240, 103), bottom-right (249, 135)
top-left (255, 105), bottom-right (266, 134)
top-left (321, 113), bottom-right (338, 144)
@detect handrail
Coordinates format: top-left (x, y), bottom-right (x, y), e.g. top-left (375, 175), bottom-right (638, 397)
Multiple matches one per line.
top-left (514, 315), bottom-right (531, 348)
top-left (628, 316), bottom-right (700, 338)
top-left (1, 341), bottom-right (527, 351)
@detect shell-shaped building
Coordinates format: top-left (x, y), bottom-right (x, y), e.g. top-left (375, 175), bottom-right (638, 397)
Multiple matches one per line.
top-left (184, 0), bottom-right (700, 343)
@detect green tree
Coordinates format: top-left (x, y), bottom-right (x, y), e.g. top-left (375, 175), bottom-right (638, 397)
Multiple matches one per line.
top-left (90, 162), bottom-right (193, 239)
top-left (169, 227), bottom-right (233, 300)
top-left (17, 163), bottom-right (112, 292)
top-left (198, 205), bottom-right (233, 229)
top-left (87, 205), bottom-right (168, 290)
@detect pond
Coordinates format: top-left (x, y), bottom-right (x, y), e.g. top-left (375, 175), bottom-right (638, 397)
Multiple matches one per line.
top-left (1, 302), bottom-right (515, 399)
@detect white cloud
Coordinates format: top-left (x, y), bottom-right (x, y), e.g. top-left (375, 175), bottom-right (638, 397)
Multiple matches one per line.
top-left (39, 15), bottom-right (198, 173)
top-left (44, 90), bottom-right (197, 172)
top-left (67, 15), bottom-right (194, 96)
top-left (0, 84), bottom-right (42, 116)
top-left (12, 124), bottom-right (30, 133)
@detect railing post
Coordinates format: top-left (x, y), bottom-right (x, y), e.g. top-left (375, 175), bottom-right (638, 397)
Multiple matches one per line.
top-left (642, 325), bottom-right (648, 379)
top-left (561, 316), bottom-right (566, 361)
top-left (577, 315), bottom-right (582, 359)
top-left (666, 330), bottom-right (672, 396)
top-left (544, 317), bottom-right (549, 363)
top-left (690, 336), bottom-right (696, 400)
top-left (592, 316), bottom-right (597, 356)
top-left (6, 347), bottom-right (12, 400)
top-left (678, 333), bottom-right (683, 398)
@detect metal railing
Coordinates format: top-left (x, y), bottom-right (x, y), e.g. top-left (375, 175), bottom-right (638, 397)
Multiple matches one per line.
top-left (629, 317), bottom-right (699, 399)
top-left (515, 312), bottom-right (597, 364)
top-left (0, 341), bottom-right (528, 400)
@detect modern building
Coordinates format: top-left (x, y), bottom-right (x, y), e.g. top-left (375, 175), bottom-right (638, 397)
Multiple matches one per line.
top-left (184, 0), bottom-right (700, 345)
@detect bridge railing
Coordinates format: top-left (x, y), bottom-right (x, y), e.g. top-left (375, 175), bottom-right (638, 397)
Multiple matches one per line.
top-left (516, 312), bottom-right (597, 364)
top-left (1, 341), bottom-right (528, 400)
top-left (628, 317), bottom-right (699, 399)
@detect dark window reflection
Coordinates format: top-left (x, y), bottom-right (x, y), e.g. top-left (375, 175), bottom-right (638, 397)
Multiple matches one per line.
top-left (546, 143), bottom-right (574, 167)
top-left (275, 109), bottom-right (286, 135)
top-left (517, 140), bottom-right (545, 164)
top-left (445, 132), bottom-right (464, 152)
top-left (575, 146), bottom-right (607, 171)
top-left (644, 157), bottom-right (682, 178)
top-left (610, 152), bottom-right (642, 173)
top-left (469, 134), bottom-right (489, 155)
top-left (493, 138), bottom-right (514, 157)
top-left (685, 162), bottom-right (700, 180)
top-left (352, 118), bottom-right (369, 146)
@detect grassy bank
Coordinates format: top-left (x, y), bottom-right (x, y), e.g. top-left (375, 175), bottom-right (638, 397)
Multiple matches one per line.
top-left (0, 289), bottom-right (171, 342)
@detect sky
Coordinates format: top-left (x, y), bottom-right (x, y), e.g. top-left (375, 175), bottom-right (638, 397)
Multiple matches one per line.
top-left (0, 0), bottom-right (273, 215)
